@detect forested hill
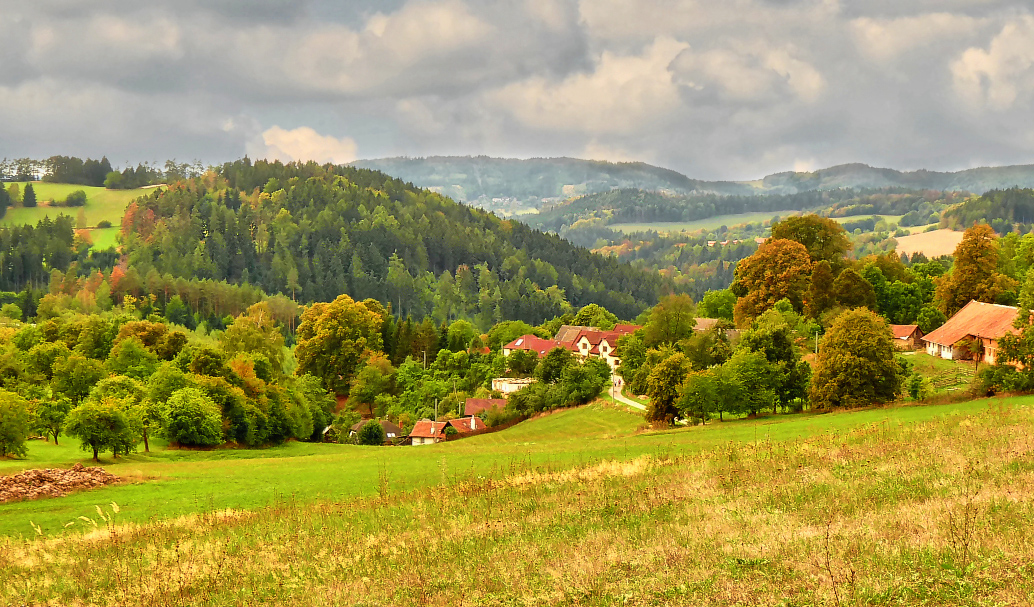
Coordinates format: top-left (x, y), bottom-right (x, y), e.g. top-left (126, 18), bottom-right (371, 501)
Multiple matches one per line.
top-left (942, 188), bottom-right (1034, 233)
top-left (351, 156), bottom-right (755, 204)
top-left (119, 159), bottom-right (675, 326)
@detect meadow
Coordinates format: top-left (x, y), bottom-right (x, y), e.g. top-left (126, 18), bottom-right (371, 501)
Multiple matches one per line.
top-left (2, 395), bottom-right (1032, 605)
top-left (1, 182), bottom-right (142, 229)
top-left (895, 229), bottom-right (966, 258)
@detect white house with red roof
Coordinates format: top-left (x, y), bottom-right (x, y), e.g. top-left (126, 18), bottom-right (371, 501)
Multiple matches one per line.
top-left (923, 301), bottom-right (1018, 364)
top-left (408, 416), bottom-right (487, 445)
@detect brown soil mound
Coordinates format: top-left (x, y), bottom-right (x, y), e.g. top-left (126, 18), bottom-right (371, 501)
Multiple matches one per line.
top-left (0, 463), bottom-right (120, 503)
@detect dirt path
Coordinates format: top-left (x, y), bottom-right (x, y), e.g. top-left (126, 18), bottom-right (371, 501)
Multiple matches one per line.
top-left (609, 384), bottom-right (646, 411)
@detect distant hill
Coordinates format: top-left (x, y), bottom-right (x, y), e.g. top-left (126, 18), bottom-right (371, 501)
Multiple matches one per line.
top-left (760, 163), bottom-right (1034, 195)
top-left (351, 156), bottom-right (754, 212)
top-left (354, 156), bottom-right (1034, 210)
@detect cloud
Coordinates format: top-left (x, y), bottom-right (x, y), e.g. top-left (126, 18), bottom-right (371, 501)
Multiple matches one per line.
top-left (248, 126), bottom-right (359, 165)
top-left (672, 44), bottom-right (826, 103)
top-left (488, 36), bottom-right (687, 134)
top-left (952, 16), bottom-right (1034, 111)
top-left (851, 13), bottom-right (983, 62)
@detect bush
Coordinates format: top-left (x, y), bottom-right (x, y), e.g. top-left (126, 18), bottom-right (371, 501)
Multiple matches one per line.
top-left (164, 388), bottom-right (223, 447)
top-left (357, 419), bottom-right (386, 445)
top-left (63, 190), bottom-right (87, 207)
top-left (96, 220), bottom-right (113, 229)
top-left (0, 390), bottom-right (31, 458)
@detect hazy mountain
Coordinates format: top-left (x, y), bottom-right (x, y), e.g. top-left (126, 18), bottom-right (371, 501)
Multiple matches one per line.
top-left (354, 157), bottom-right (1034, 212)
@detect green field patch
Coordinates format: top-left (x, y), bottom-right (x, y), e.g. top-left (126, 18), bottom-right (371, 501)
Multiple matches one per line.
top-left (85, 227), bottom-right (120, 250)
top-left (2, 182), bottom-right (144, 228)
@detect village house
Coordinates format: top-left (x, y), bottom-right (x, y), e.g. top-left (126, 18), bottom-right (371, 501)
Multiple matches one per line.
top-left (890, 324), bottom-right (924, 350)
top-left (407, 416), bottom-right (487, 446)
top-left (923, 300), bottom-right (1018, 365)
top-left (491, 377), bottom-right (536, 394)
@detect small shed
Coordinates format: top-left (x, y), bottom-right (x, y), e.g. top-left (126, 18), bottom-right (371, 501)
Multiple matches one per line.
top-left (890, 324), bottom-right (924, 350)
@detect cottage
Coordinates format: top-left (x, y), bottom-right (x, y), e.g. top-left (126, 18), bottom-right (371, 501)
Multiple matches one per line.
top-left (890, 324), bottom-right (924, 350)
top-left (923, 301), bottom-right (1018, 364)
top-left (564, 324), bottom-right (641, 370)
top-left (464, 398), bottom-right (506, 416)
top-left (408, 419), bottom-right (447, 445)
top-left (407, 416), bottom-right (487, 446)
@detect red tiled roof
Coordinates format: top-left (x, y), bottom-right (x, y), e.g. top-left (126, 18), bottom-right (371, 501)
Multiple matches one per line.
top-left (613, 324), bottom-right (641, 334)
top-left (447, 417), bottom-right (486, 433)
top-left (923, 301), bottom-right (1018, 346)
top-left (890, 324), bottom-right (921, 340)
top-left (464, 398), bottom-right (506, 416)
top-left (408, 419), bottom-right (447, 439)
top-left (503, 334), bottom-right (564, 357)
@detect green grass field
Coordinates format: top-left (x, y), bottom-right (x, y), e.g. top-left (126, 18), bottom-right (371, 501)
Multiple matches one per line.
top-left (609, 211), bottom-right (790, 234)
top-left (2, 182), bottom-right (143, 228)
top-left (0, 396), bottom-right (1014, 539)
top-left (86, 226), bottom-right (120, 250)
top-left (3, 395), bottom-right (1033, 606)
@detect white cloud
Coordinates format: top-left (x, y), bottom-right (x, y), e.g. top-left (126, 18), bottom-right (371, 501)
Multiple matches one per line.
top-left (952, 16), bottom-right (1034, 110)
top-left (582, 140), bottom-right (642, 163)
top-left (851, 13), bottom-right (982, 62)
top-left (672, 44), bottom-right (826, 103)
top-left (249, 126), bottom-right (358, 165)
top-left (488, 36), bottom-right (687, 134)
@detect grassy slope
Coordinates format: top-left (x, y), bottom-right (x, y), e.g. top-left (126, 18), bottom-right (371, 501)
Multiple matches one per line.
top-left (2, 182), bottom-right (140, 229)
top-left (0, 397), bottom-right (1010, 538)
top-left (3, 396), bottom-right (1033, 606)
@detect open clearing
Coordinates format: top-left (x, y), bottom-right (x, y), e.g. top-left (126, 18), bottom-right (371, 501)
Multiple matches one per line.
top-left (894, 228), bottom-right (964, 258)
top-left (2, 395), bottom-right (1032, 605)
top-left (1, 182), bottom-right (142, 229)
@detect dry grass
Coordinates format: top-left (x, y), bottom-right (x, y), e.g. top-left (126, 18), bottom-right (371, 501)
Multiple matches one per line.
top-left (3, 403), bottom-right (1034, 606)
top-left (894, 229), bottom-right (965, 258)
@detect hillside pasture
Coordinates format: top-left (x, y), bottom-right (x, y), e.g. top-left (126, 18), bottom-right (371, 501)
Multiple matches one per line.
top-left (2, 396), bottom-right (1033, 606)
top-left (2, 182), bottom-right (142, 229)
top-left (894, 228), bottom-right (964, 258)
top-left (0, 397), bottom-right (1016, 540)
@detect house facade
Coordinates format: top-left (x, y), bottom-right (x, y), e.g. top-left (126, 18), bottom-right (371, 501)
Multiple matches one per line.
top-left (922, 301), bottom-right (1018, 364)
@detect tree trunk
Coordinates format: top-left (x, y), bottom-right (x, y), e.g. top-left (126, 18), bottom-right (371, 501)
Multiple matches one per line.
top-left (52, 431), bottom-right (59, 446)
top-left (143, 431), bottom-right (149, 453)
top-left (92, 446), bottom-right (98, 461)
top-left (719, 410), bottom-right (723, 421)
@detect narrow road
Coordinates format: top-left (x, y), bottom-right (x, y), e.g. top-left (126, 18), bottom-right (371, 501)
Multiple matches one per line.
top-left (609, 384), bottom-right (646, 411)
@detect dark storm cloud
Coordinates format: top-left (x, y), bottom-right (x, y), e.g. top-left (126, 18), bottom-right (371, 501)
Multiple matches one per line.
top-left (1, 0), bottom-right (1033, 179)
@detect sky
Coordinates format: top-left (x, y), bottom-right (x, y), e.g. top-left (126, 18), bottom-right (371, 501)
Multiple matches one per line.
top-left (2, 0), bottom-right (1034, 180)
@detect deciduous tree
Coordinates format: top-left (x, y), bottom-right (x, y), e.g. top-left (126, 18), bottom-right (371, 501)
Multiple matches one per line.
top-left (935, 224), bottom-right (1018, 316)
top-left (810, 308), bottom-right (903, 409)
top-left (731, 239), bottom-right (812, 326)
top-left (0, 390), bottom-right (31, 458)
top-left (296, 294), bottom-right (384, 393)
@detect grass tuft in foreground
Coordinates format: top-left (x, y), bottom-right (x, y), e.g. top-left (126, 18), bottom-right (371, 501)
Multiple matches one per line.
top-left (2, 402), bottom-right (1033, 606)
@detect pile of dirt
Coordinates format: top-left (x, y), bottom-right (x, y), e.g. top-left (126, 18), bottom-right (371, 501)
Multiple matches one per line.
top-left (0, 463), bottom-right (120, 503)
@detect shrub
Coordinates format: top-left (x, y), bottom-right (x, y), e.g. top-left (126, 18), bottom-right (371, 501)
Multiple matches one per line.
top-left (63, 190), bottom-right (87, 207)
top-left (96, 220), bottom-right (113, 229)
top-left (164, 388), bottom-right (223, 447)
